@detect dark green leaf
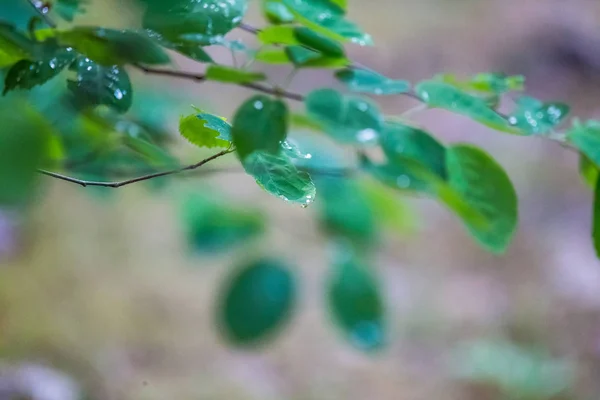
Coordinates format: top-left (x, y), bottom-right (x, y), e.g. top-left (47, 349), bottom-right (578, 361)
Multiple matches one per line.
top-left (68, 56), bottom-right (133, 113)
top-left (205, 65), bottom-right (266, 83)
top-left (293, 26), bottom-right (345, 58)
top-left (218, 258), bottom-right (296, 345)
top-left (146, 30), bottom-right (214, 63)
top-left (446, 145), bottom-right (518, 254)
top-left (179, 112), bottom-right (232, 148)
top-left (232, 95), bottom-right (288, 160)
top-left (415, 80), bottom-right (517, 133)
top-left (58, 27), bottom-right (170, 66)
top-left (335, 68), bottom-right (410, 95)
top-left (0, 23), bottom-right (36, 67)
top-left (328, 245), bottom-right (385, 351)
top-left (594, 177), bottom-right (600, 259)
top-left (508, 96), bottom-right (570, 135)
top-left (285, 45), bottom-right (321, 65)
top-left (243, 151), bottom-right (316, 205)
top-left (380, 121), bottom-right (447, 180)
top-left (3, 48), bottom-right (75, 95)
top-left (143, 0), bottom-right (248, 45)
top-left (305, 88), bottom-right (383, 144)
top-left (180, 191), bottom-right (264, 254)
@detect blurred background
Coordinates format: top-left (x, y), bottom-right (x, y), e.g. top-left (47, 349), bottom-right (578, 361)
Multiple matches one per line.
top-left (2, 0), bottom-right (600, 399)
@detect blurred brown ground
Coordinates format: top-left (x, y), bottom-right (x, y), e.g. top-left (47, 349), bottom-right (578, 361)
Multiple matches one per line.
top-left (2, 1), bottom-right (600, 399)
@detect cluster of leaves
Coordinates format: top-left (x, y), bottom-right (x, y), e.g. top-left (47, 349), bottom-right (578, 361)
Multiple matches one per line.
top-left (2, 0), bottom-right (600, 352)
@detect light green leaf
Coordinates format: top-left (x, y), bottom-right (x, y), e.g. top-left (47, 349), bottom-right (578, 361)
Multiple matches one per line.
top-left (205, 65), bottom-right (266, 83)
top-left (179, 113), bottom-right (232, 149)
top-left (567, 120), bottom-right (600, 167)
top-left (3, 48), bottom-right (75, 95)
top-left (262, 0), bottom-right (295, 24)
top-left (255, 47), bottom-right (290, 64)
top-left (243, 151), bottom-right (316, 205)
top-left (579, 153), bottom-right (598, 189)
top-left (58, 27), bottom-right (170, 66)
top-left (232, 95), bottom-right (288, 160)
top-left (328, 244), bottom-right (385, 351)
top-left (0, 23), bottom-right (36, 67)
top-left (257, 25), bottom-right (299, 45)
top-left (335, 68), bottom-right (410, 95)
top-left (143, 0), bottom-right (248, 45)
top-left (594, 177), bottom-right (600, 259)
top-left (218, 258), bottom-right (297, 345)
top-left (67, 56), bottom-right (133, 113)
top-left (445, 145), bottom-right (518, 254)
top-left (508, 96), bottom-right (570, 135)
top-left (415, 80), bottom-right (518, 134)
top-left (305, 88), bottom-right (383, 144)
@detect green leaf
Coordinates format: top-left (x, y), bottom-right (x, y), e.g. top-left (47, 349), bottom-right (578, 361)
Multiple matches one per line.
top-left (55, 0), bottom-right (88, 21)
top-left (257, 25), bottom-right (299, 45)
top-left (293, 26), bottom-right (345, 58)
top-left (436, 73), bottom-right (525, 95)
top-left (3, 48), bottom-right (75, 95)
top-left (205, 65), bottom-right (266, 83)
top-left (68, 56), bottom-right (133, 113)
top-left (594, 177), bottom-right (600, 259)
top-left (143, 0), bottom-right (248, 45)
top-left (180, 191), bottom-right (264, 254)
top-left (255, 47), bottom-right (291, 64)
top-left (317, 177), bottom-right (376, 246)
top-left (380, 121), bottom-right (447, 180)
top-left (579, 153), bottom-right (598, 189)
top-left (280, 139), bottom-right (312, 159)
top-left (415, 80), bottom-right (517, 134)
top-left (232, 95), bottom-right (288, 160)
top-left (58, 27), bottom-right (170, 66)
top-left (0, 23), bottom-right (36, 67)
top-left (179, 113), bottom-right (232, 149)
top-left (243, 151), bottom-right (316, 205)
top-left (218, 258), bottom-right (297, 345)
top-left (567, 120), bottom-right (600, 167)
top-left (305, 88), bottom-right (383, 144)
top-left (145, 30), bottom-right (214, 63)
top-left (335, 68), bottom-right (410, 95)
top-left (327, 245), bottom-right (385, 351)
top-left (358, 179), bottom-right (417, 235)
top-left (508, 96), bottom-right (570, 135)
top-left (445, 145), bottom-right (518, 254)
top-left (121, 128), bottom-right (177, 168)
top-left (262, 0), bottom-right (295, 24)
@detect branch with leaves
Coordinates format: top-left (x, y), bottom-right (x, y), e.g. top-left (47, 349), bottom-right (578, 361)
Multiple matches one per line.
top-left (1, 0), bottom-right (600, 352)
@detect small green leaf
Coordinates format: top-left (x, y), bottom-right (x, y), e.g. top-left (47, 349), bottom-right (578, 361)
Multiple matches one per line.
top-left (0, 23), bottom-right (36, 67)
top-left (567, 120), bottom-right (600, 167)
top-left (328, 245), bottom-right (385, 351)
top-left (335, 68), bottom-right (410, 95)
top-left (437, 73), bottom-right (525, 95)
top-left (285, 45), bottom-right (321, 65)
top-left (58, 27), bottom-right (170, 66)
top-left (257, 25), bottom-right (299, 45)
top-left (179, 113), bottom-right (232, 149)
top-left (243, 151), bottom-right (316, 205)
top-left (508, 96), bottom-right (570, 135)
top-left (68, 56), bottom-right (133, 113)
top-left (445, 145), bottom-right (518, 254)
top-left (380, 121), bottom-right (447, 180)
top-left (416, 80), bottom-right (517, 134)
top-left (232, 95), bottom-right (288, 160)
top-left (293, 26), bottom-right (345, 58)
top-left (143, 0), bottom-right (248, 45)
top-left (358, 179), bottom-right (417, 235)
top-left (262, 0), bottom-right (295, 24)
top-left (594, 177), bottom-right (600, 259)
top-left (218, 258), bottom-right (296, 345)
top-left (580, 153), bottom-right (598, 189)
top-left (255, 47), bottom-right (290, 64)
top-left (205, 65), bottom-right (266, 83)
top-left (146, 30), bottom-right (214, 63)
top-left (3, 48), bottom-right (75, 95)
top-left (305, 88), bottom-right (383, 144)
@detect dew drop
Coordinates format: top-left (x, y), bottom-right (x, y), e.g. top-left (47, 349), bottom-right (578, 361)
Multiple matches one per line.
top-left (357, 102), bottom-right (368, 112)
top-left (254, 100), bottom-right (264, 110)
top-left (396, 175), bottom-right (410, 189)
top-left (357, 129), bottom-right (377, 143)
top-left (114, 89), bottom-right (124, 100)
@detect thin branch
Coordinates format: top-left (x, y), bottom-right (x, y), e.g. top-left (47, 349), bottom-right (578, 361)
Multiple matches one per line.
top-left (238, 22), bottom-right (260, 35)
top-left (38, 149), bottom-right (235, 188)
top-left (27, 0), bottom-right (56, 28)
top-left (134, 65), bottom-right (305, 102)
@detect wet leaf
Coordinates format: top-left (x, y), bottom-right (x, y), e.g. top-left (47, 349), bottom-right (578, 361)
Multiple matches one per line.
top-left (335, 68), bottom-right (410, 95)
top-left (305, 88), bottom-right (383, 144)
top-left (567, 120), bottom-right (600, 167)
top-left (179, 112), bottom-right (232, 149)
top-left (293, 26), bottom-right (345, 58)
top-left (218, 258), bottom-right (297, 345)
top-left (55, 0), bottom-right (88, 21)
top-left (508, 96), bottom-right (570, 135)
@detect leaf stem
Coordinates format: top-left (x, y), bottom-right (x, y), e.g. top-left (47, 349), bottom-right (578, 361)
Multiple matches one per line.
top-left (38, 148), bottom-right (235, 188)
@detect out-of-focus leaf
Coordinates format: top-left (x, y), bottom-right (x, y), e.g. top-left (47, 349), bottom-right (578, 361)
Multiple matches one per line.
top-left (58, 27), bottom-right (170, 66)
top-left (55, 0), bottom-right (88, 21)
top-left (579, 153), bottom-right (598, 189)
top-left (68, 56), bottom-right (133, 113)
top-left (567, 120), bottom-right (600, 167)
top-left (594, 177), bottom-right (600, 259)
top-left (143, 0), bottom-right (248, 46)
top-left (179, 112), bottom-right (232, 148)
top-left (218, 257), bottom-right (297, 345)
top-left (180, 191), bottom-right (264, 253)
top-left (285, 45), bottom-right (348, 68)
top-left (232, 95), bottom-right (288, 160)
top-left (508, 96), bottom-right (570, 135)
top-left (3, 48), bottom-right (75, 95)
top-left (305, 88), bottom-right (383, 144)
top-left (262, 0), bottom-right (295, 24)
top-left (0, 23), bottom-right (36, 67)
top-left (335, 68), bottom-right (410, 95)
top-left (327, 244), bottom-right (386, 351)
top-left (243, 151), bottom-right (316, 206)
top-left (293, 26), bottom-right (345, 58)
top-left (205, 65), bottom-right (266, 83)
